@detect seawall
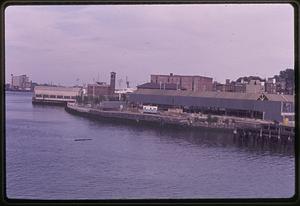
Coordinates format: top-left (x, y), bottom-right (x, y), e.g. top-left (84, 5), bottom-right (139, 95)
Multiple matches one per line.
top-left (65, 104), bottom-right (235, 133)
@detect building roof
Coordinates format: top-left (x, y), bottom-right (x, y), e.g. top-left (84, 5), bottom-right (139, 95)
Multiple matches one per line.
top-left (137, 82), bottom-right (184, 90)
top-left (34, 86), bottom-right (82, 92)
top-left (151, 74), bottom-right (213, 79)
top-left (132, 89), bottom-right (294, 102)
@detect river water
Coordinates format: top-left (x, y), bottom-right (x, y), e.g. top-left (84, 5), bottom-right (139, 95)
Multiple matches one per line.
top-left (5, 91), bottom-right (295, 199)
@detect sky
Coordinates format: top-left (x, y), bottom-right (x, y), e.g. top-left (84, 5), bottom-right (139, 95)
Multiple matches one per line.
top-left (5, 4), bottom-right (294, 87)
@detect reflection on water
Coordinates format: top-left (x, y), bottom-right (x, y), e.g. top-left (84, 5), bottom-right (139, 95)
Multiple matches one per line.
top-left (5, 91), bottom-right (295, 199)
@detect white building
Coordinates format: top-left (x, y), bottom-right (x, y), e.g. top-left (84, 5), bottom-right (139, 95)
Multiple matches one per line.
top-left (11, 74), bottom-right (31, 90)
top-left (33, 86), bottom-right (82, 104)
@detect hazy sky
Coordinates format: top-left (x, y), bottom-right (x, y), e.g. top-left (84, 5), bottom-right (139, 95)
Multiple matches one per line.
top-left (5, 4), bottom-right (294, 87)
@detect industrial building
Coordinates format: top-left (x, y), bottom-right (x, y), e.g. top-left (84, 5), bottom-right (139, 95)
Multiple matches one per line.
top-left (32, 86), bottom-right (82, 105)
top-left (87, 72), bottom-right (116, 97)
top-left (128, 89), bottom-right (294, 123)
top-left (150, 73), bottom-right (213, 92)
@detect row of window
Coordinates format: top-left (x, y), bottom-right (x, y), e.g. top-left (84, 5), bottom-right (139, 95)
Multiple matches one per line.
top-left (35, 94), bottom-right (76, 99)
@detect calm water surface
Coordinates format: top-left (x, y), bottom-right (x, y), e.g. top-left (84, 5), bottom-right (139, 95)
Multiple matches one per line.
top-left (5, 92), bottom-right (295, 199)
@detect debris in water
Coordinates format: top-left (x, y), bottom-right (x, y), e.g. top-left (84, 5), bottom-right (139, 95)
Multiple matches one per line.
top-left (74, 138), bottom-right (92, 141)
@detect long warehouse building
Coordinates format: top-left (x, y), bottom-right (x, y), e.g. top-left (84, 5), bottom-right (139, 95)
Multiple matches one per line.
top-left (128, 89), bottom-right (295, 123)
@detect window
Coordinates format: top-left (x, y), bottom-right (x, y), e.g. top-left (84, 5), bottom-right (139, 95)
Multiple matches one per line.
top-left (50, 95), bottom-right (56, 98)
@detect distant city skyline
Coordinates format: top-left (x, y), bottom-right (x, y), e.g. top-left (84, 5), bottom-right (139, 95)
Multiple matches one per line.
top-left (5, 4), bottom-right (294, 87)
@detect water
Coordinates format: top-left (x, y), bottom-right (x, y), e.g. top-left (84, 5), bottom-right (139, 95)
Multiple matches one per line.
top-left (5, 91), bottom-right (295, 199)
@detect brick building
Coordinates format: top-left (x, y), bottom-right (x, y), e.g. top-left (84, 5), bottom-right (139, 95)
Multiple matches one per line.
top-left (87, 72), bottom-right (116, 97)
top-left (150, 73), bottom-right (213, 92)
top-left (87, 82), bottom-right (111, 97)
top-left (213, 79), bottom-right (246, 93)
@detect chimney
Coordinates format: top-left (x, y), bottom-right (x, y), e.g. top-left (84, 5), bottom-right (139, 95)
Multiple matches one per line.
top-left (110, 72), bottom-right (116, 94)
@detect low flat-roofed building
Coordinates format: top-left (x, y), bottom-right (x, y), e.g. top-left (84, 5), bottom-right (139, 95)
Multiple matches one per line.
top-left (129, 89), bottom-right (294, 123)
top-left (32, 86), bottom-right (82, 105)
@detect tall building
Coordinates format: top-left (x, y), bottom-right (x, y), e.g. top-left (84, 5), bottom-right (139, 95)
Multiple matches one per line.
top-left (150, 73), bottom-right (213, 92)
top-left (10, 74), bottom-right (32, 90)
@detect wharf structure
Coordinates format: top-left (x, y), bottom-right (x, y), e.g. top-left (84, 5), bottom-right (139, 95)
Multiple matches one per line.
top-left (128, 89), bottom-right (295, 124)
top-left (65, 103), bottom-right (295, 146)
top-left (32, 86), bottom-right (82, 106)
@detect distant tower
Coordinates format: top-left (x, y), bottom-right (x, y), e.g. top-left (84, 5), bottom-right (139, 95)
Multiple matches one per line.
top-left (110, 72), bottom-right (116, 94)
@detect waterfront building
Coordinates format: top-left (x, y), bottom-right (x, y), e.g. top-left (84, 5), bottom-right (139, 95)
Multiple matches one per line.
top-left (150, 73), bottom-right (213, 92)
top-left (32, 86), bottom-right (82, 105)
top-left (87, 82), bottom-right (111, 97)
top-left (87, 72), bottom-right (116, 97)
top-left (128, 89), bottom-right (294, 123)
top-left (10, 74), bottom-right (32, 91)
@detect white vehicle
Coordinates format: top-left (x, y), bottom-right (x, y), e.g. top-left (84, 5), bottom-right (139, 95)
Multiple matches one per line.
top-left (143, 105), bottom-right (158, 114)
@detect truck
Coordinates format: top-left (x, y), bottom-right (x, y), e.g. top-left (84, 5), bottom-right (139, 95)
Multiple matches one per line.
top-left (142, 105), bottom-right (158, 114)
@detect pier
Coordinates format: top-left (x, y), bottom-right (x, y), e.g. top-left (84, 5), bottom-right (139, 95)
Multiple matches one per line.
top-left (65, 103), bottom-right (295, 145)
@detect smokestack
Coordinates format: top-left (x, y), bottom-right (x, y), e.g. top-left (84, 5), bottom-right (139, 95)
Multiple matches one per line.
top-left (110, 72), bottom-right (116, 94)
